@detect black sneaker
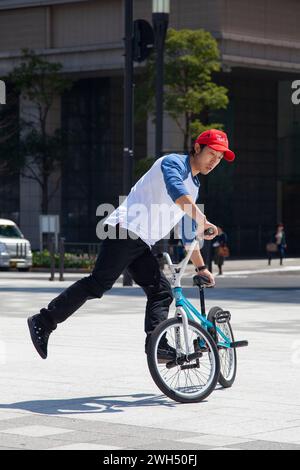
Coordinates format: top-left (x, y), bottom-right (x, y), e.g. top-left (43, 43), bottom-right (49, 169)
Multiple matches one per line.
top-left (145, 334), bottom-right (177, 363)
top-left (27, 315), bottom-right (51, 359)
top-left (157, 338), bottom-right (177, 363)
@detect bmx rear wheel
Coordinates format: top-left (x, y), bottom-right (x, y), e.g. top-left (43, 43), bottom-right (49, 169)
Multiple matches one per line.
top-left (208, 306), bottom-right (237, 388)
top-left (147, 317), bottom-right (220, 403)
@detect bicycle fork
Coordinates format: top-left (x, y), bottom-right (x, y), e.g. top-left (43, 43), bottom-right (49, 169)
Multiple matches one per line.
top-left (165, 308), bottom-right (204, 370)
top-left (175, 307), bottom-right (193, 355)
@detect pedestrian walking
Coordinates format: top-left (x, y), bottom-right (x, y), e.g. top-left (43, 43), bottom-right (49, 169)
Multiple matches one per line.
top-left (267, 223), bottom-right (287, 265)
top-left (212, 226), bottom-right (229, 275)
top-left (27, 129), bottom-right (235, 362)
top-left (168, 224), bottom-right (185, 264)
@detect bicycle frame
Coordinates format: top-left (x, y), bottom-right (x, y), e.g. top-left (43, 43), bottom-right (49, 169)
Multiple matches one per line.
top-left (163, 237), bottom-right (232, 350)
top-left (173, 287), bottom-right (232, 350)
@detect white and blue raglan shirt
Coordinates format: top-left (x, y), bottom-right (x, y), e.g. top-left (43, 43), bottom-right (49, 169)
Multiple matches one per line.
top-left (104, 154), bottom-right (199, 247)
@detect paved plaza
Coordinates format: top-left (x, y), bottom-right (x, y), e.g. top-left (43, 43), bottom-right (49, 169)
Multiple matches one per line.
top-left (0, 259), bottom-right (299, 450)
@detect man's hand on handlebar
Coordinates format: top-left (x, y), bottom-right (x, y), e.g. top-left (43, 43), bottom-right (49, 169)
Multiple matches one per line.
top-left (198, 269), bottom-right (215, 287)
top-left (197, 221), bottom-right (218, 240)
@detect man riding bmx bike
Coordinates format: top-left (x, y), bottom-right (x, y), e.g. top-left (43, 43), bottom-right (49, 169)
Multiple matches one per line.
top-left (27, 129), bottom-right (235, 363)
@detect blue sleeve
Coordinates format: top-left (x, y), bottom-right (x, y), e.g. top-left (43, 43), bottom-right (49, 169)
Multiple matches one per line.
top-left (161, 154), bottom-right (190, 202)
top-left (179, 214), bottom-right (198, 245)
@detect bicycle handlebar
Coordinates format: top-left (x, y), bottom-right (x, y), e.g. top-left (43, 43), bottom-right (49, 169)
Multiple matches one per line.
top-left (203, 227), bottom-right (215, 237)
top-left (162, 227), bottom-right (216, 276)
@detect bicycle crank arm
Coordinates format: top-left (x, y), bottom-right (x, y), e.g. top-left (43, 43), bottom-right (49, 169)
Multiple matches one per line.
top-left (229, 340), bottom-right (248, 348)
top-left (165, 351), bottom-right (203, 369)
top-left (180, 363), bottom-right (199, 370)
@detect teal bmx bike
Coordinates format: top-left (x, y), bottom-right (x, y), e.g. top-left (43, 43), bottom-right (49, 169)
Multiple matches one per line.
top-left (147, 230), bottom-right (248, 404)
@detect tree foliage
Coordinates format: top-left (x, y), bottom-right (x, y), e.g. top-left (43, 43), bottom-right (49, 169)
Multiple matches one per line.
top-left (135, 28), bottom-right (229, 152)
top-left (0, 49), bottom-right (72, 213)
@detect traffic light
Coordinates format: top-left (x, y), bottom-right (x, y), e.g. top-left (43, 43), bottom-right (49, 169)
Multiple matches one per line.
top-left (133, 19), bottom-right (154, 63)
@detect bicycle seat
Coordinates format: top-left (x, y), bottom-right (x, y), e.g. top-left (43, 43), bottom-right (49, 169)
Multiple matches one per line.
top-left (193, 274), bottom-right (213, 287)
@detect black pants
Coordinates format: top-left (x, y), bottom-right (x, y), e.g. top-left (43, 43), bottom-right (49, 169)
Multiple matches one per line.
top-left (268, 245), bottom-right (285, 265)
top-left (39, 226), bottom-right (173, 336)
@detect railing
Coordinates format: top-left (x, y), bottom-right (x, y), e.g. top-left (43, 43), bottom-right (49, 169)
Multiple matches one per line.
top-left (48, 239), bottom-right (103, 282)
top-left (47, 226), bottom-right (300, 281)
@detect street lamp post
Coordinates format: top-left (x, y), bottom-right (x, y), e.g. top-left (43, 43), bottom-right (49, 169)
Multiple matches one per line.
top-left (152, 1), bottom-right (170, 256)
top-left (152, 0), bottom-right (170, 159)
top-left (123, 0), bottom-right (134, 286)
top-left (123, 0), bottom-right (134, 196)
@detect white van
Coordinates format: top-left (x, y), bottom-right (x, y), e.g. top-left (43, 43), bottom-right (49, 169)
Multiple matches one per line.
top-left (0, 219), bottom-right (32, 271)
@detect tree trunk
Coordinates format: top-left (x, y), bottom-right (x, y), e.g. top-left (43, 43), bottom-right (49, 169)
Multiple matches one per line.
top-left (184, 113), bottom-right (190, 152)
top-left (41, 120), bottom-right (49, 214)
top-left (41, 175), bottom-right (49, 214)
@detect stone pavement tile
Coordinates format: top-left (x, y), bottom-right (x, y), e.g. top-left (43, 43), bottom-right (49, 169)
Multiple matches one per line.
top-left (227, 440), bottom-right (300, 450)
top-left (21, 428), bottom-right (149, 447)
top-left (0, 447), bottom-right (20, 450)
top-left (177, 434), bottom-right (254, 447)
top-left (245, 426), bottom-right (300, 445)
top-left (91, 434), bottom-right (186, 450)
top-left (50, 443), bottom-right (123, 450)
top-left (195, 419), bottom-right (297, 438)
top-left (65, 420), bottom-right (197, 442)
top-left (207, 404), bottom-right (300, 422)
top-left (94, 431), bottom-right (183, 449)
top-left (0, 412), bottom-right (28, 421)
top-left (7, 413), bottom-right (199, 443)
top-left (209, 447), bottom-right (240, 450)
top-left (1, 425), bottom-right (74, 437)
top-left (128, 440), bottom-right (212, 450)
top-left (7, 427), bottom-right (188, 450)
top-left (0, 433), bottom-right (75, 450)
top-left (286, 419), bottom-right (300, 425)
top-left (0, 415), bottom-right (43, 431)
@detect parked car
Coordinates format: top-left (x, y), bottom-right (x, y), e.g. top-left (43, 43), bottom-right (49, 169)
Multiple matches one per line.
top-left (0, 219), bottom-right (32, 271)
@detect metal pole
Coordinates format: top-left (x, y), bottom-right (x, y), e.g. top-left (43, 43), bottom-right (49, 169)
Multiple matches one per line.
top-left (59, 237), bottom-right (65, 282)
top-left (122, 0), bottom-right (134, 286)
top-left (123, 0), bottom-right (134, 195)
top-left (49, 236), bottom-right (55, 281)
top-left (152, 12), bottom-right (169, 159)
top-left (152, 12), bottom-right (169, 256)
top-left (237, 225), bottom-right (241, 256)
top-left (258, 224), bottom-right (262, 254)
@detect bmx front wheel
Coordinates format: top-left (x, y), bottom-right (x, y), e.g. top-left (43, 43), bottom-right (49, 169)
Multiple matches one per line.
top-left (147, 317), bottom-right (220, 404)
top-left (208, 306), bottom-right (237, 388)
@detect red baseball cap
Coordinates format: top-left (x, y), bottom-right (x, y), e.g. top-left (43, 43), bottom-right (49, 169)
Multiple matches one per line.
top-left (195, 129), bottom-right (235, 162)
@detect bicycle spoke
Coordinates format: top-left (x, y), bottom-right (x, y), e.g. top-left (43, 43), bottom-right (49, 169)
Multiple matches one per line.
top-left (152, 322), bottom-right (217, 398)
top-left (217, 322), bottom-right (235, 380)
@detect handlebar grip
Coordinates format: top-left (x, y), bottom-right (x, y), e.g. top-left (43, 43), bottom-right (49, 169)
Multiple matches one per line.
top-left (204, 227), bottom-right (215, 236)
top-left (199, 274), bottom-right (211, 283)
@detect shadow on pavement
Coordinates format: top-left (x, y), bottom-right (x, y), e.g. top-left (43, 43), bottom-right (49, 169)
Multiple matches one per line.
top-left (0, 393), bottom-right (179, 415)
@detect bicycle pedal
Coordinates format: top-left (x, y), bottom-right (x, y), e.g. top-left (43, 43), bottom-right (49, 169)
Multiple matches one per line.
top-left (181, 363), bottom-right (200, 370)
top-left (229, 340), bottom-right (248, 348)
top-left (165, 351), bottom-right (202, 369)
top-left (214, 310), bottom-right (231, 323)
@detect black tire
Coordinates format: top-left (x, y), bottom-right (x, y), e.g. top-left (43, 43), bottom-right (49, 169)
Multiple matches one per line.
top-left (207, 306), bottom-right (237, 388)
top-left (17, 267), bottom-right (31, 272)
top-left (147, 317), bottom-right (220, 403)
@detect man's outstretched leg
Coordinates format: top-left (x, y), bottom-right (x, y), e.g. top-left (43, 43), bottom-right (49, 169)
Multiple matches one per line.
top-left (28, 228), bottom-right (149, 359)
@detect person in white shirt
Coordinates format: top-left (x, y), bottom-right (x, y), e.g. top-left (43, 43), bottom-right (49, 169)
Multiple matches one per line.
top-left (27, 129), bottom-right (235, 362)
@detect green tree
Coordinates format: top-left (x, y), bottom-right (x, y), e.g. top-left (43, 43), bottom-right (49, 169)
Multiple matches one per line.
top-left (0, 49), bottom-right (72, 213)
top-left (135, 28), bottom-right (229, 152)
